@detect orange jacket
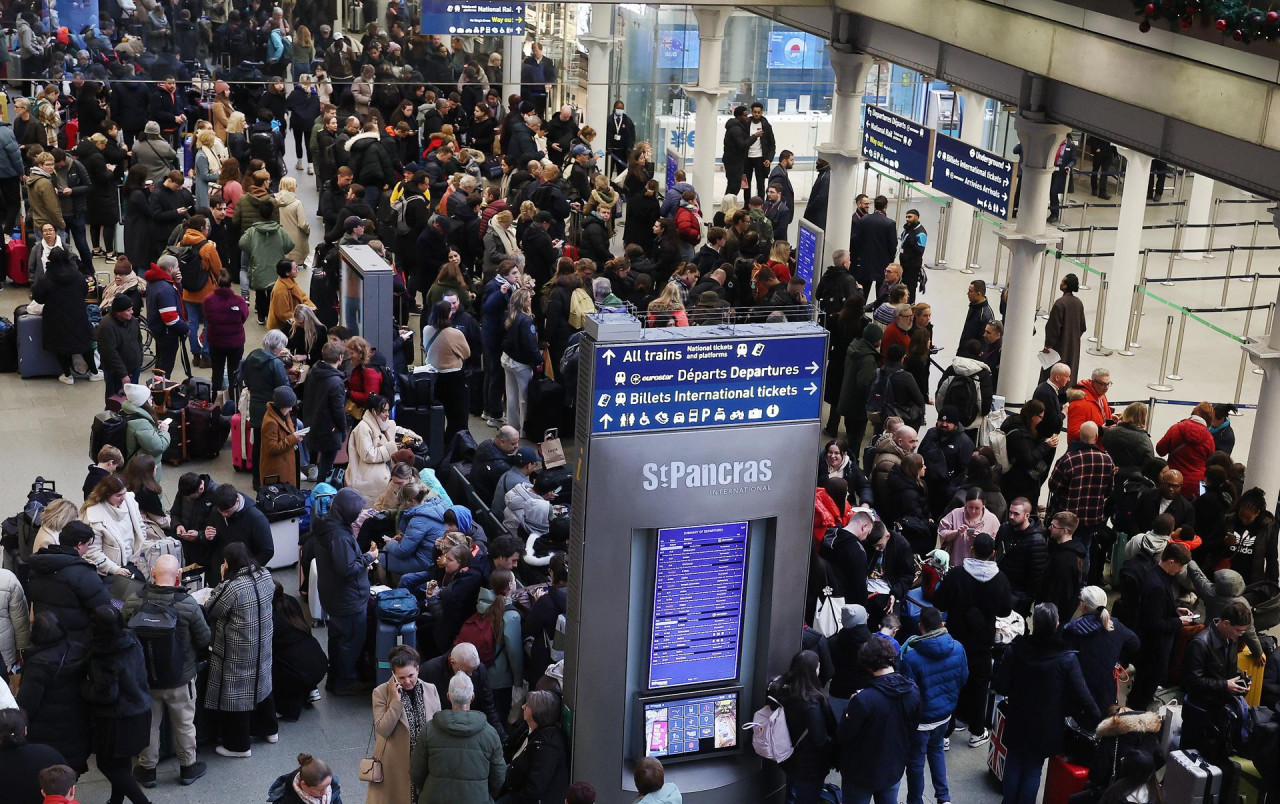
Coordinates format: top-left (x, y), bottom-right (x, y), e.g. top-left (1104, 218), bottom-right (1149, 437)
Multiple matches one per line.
top-left (813, 488), bottom-right (852, 546)
top-left (1066, 379), bottom-right (1113, 445)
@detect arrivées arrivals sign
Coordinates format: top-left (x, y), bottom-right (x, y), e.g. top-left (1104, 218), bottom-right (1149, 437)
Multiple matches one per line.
top-left (931, 133), bottom-right (1015, 219)
top-left (590, 335), bottom-right (826, 434)
top-left (861, 106), bottom-right (932, 184)
top-left (421, 1), bottom-right (524, 35)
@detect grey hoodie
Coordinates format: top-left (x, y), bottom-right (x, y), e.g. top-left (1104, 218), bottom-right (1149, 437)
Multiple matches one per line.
top-left (1189, 568), bottom-right (1265, 658)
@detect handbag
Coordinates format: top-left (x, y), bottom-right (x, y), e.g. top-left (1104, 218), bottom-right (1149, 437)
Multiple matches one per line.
top-left (813, 586), bottom-right (843, 637)
top-left (538, 428), bottom-right (566, 469)
top-left (357, 725), bottom-right (383, 782)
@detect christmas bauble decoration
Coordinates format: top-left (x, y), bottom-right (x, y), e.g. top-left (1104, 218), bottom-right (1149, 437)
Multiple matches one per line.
top-left (1216, 17), bottom-right (1229, 29)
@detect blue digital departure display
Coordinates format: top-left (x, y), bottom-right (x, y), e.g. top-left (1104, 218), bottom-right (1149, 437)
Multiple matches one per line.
top-left (642, 690), bottom-right (740, 759)
top-left (648, 522), bottom-right (749, 689)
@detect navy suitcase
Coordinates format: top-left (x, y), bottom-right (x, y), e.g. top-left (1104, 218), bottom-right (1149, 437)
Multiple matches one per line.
top-left (0, 316), bottom-right (16, 372)
top-left (15, 306), bottom-right (63, 379)
top-left (375, 619), bottom-right (417, 685)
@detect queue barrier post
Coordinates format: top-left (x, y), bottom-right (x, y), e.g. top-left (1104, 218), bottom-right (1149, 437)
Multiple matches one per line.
top-left (1165, 310), bottom-right (1187, 380)
top-left (1048, 251), bottom-right (1063, 320)
top-left (1119, 284), bottom-right (1141, 356)
top-left (1075, 203), bottom-right (1090, 254)
top-left (967, 210), bottom-right (983, 273)
top-left (1244, 220), bottom-right (1260, 279)
top-left (934, 203), bottom-right (950, 268)
top-left (1080, 228), bottom-right (1095, 290)
top-left (1035, 248), bottom-right (1049, 319)
top-left (1165, 221), bottom-right (1182, 282)
top-left (994, 240), bottom-right (1005, 286)
top-left (1255, 302), bottom-right (1274, 375)
top-left (1220, 248), bottom-right (1237, 308)
top-left (1205, 198), bottom-right (1222, 257)
top-left (1086, 278), bottom-right (1112, 356)
top-left (1147, 315), bottom-right (1176, 392)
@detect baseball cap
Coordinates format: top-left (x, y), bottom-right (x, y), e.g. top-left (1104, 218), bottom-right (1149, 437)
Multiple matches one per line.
top-left (511, 446), bottom-right (540, 467)
top-left (344, 215), bottom-right (364, 232)
top-left (570, 144), bottom-right (589, 157)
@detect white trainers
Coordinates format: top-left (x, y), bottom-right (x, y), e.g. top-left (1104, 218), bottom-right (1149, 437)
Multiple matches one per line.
top-left (968, 729), bottom-right (990, 748)
top-left (215, 745), bottom-right (252, 758)
top-left (308, 688), bottom-right (322, 702)
top-left (307, 165), bottom-right (314, 175)
top-left (88, 372), bottom-right (103, 382)
top-left (265, 733), bottom-right (279, 744)
top-left (58, 374), bottom-right (74, 385)
top-left (943, 737), bottom-right (950, 751)
top-left (296, 159), bottom-right (304, 170)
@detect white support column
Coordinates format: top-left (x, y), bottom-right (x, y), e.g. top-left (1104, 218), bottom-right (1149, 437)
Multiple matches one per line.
top-left (685, 7), bottom-right (732, 208)
top-left (941, 89), bottom-right (986, 271)
top-left (816, 47), bottom-right (873, 269)
top-left (1242, 207), bottom-right (1280, 501)
top-left (578, 6), bottom-right (617, 152)
top-left (1100, 146), bottom-right (1152, 352)
top-left (997, 115), bottom-right (1069, 404)
top-left (503, 35), bottom-right (525, 99)
top-left (1179, 173), bottom-right (1216, 258)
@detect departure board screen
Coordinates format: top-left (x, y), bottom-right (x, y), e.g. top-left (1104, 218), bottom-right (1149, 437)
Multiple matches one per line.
top-left (648, 522), bottom-right (749, 689)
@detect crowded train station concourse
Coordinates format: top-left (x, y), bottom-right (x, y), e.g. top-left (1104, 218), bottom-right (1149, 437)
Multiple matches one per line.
top-left (0, 0), bottom-right (1279, 802)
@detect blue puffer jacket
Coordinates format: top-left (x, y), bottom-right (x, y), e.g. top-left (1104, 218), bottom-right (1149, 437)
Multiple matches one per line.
top-left (0, 123), bottom-right (23, 178)
top-left (899, 629), bottom-right (969, 723)
top-left (386, 498), bottom-right (449, 575)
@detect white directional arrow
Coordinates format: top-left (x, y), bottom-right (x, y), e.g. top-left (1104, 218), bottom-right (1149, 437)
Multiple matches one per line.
top-left (805, 382), bottom-right (819, 395)
top-left (599, 414), bottom-right (613, 430)
top-left (806, 361), bottom-right (820, 374)
top-left (602, 348), bottom-right (616, 366)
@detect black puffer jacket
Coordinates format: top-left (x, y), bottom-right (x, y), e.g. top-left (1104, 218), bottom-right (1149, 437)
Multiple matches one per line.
top-left (994, 632), bottom-right (1100, 760)
top-left (16, 619), bottom-right (92, 772)
top-left (996, 520), bottom-right (1050, 614)
top-left (26, 545), bottom-right (112, 644)
top-left (31, 249), bottom-right (94, 355)
top-left (1000, 413), bottom-right (1053, 506)
top-left (83, 631), bottom-right (152, 718)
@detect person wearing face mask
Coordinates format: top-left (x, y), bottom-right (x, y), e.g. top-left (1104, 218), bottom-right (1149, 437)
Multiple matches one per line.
top-left (369, 645), bottom-right (442, 804)
top-left (605, 100), bottom-right (635, 179)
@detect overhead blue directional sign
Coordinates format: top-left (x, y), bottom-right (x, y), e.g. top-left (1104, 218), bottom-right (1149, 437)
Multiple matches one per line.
top-left (931, 133), bottom-right (1015, 219)
top-left (591, 336), bottom-right (827, 435)
top-left (862, 106), bottom-right (932, 184)
top-left (421, 1), bottom-right (525, 35)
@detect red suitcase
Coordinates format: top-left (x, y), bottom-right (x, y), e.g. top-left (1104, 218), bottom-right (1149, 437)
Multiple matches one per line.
top-left (231, 411), bottom-right (253, 472)
top-left (7, 232), bottom-right (29, 285)
top-left (1042, 755), bottom-right (1089, 804)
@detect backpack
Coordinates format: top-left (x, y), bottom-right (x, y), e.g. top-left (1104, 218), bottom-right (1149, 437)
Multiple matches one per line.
top-left (128, 597), bottom-right (186, 688)
top-left (373, 588), bottom-right (419, 625)
top-left (749, 693), bottom-right (805, 762)
top-left (249, 127), bottom-right (276, 162)
top-left (865, 367), bottom-right (896, 425)
top-left (391, 191), bottom-right (423, 236)
top-left (976, 409), bottom-right (1011, 471)
top-left (165, 238), bottom-right (209, 293)
top-left (937, 368), bottom-right (980, 425)
top-left (815, 267), bottom-right (849, 318)
top-left (455, 612), bottom-right (498, 665)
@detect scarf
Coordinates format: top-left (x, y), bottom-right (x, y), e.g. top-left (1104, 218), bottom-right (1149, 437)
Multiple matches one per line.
top-left (290, 773), bottom-right (332, 804)
top-left (493, 223), bottom-right (517, 256)
top-left (403, 682), bottom-right (427, 752)
top-left (101, 273), bottom-right (144, 309)
top-left (199, 145), bottom-right (223, 178)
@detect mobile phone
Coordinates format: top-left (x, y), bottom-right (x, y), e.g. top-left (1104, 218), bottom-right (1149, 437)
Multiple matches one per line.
top-left (295, 426), bottom-right (311, 436)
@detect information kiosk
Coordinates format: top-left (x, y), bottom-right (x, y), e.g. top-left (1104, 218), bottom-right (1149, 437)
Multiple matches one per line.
top-left (337, 244), bottom-right (396, 363)
top-left (565, 313), bottom-right (827, 803)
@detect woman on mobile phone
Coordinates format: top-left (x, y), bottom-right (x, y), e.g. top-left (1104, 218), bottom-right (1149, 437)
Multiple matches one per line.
top-left (260, 385), bottom-right (304, 487)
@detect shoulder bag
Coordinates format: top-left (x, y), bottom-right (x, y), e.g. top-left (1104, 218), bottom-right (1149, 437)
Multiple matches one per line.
top-left (358, 724), bottom-right (383, 782)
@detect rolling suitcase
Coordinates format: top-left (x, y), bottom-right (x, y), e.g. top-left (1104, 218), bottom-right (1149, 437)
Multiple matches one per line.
top-left (523, 376), bottom-right (564, 442)
top-left (15, 305), bottom-right (63, 378)
top-left (161, 408), bottom-right (188, 466)
top-left (1238, 647), bottom-right (1265, 707)
top-left (0, 316), bottom-right (17, 372)
top-left (90, 410), bottom-right (128, 461)
top-left (1228, 756), bottom-right (1263, 804)
top-left (1164, 749), bottom-right (1223, 804)
top-left (374, 619), bottom-right (417, 684)
top-left (185, 400), bottom-right (229, 459)
top-left (7, 230), bottom-right (28, 285)
top-left (987, 698), bottom-right (1009, 782)
top-left (231, 412), bottom-right (254, 472)
top-left (1042, 755), bottom-right (1089, 804)
top-left (266, 512), bottom-right (301, 569)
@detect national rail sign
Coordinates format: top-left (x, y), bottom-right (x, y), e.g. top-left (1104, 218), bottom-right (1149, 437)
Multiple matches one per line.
top-left (861, 105), bottom-right (932, 184)
top-left (589, 335), bottom-right (827, 435)
top-left (420, 1), bottom-right (525, 35)
top-left (931, 132), bottom-right (1016, 219)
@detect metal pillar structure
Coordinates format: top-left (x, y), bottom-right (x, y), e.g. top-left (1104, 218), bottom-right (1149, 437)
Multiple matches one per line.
top-left (503, 35), bottom-right (525, 100)
top-left (816, 44), bottom-right (873, 269)
top-left (941, 89), bottom-right (986, 270)
top-left (996, 112), bottom-right (1068, 405)
top-left (1102, 146), bottom-right (1153, 352)
top-left (1180, 173), bottom-right (1216, 258)
top-left (579, 6), bottom-right (618, 151)
top-left (1242, 207), bottom-right (1280, 502)
top-left (685, 7), bottom-right (733, 209)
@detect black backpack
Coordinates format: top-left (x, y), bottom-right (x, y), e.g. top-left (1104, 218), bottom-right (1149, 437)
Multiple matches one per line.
top-left (129, 598), bottom-right (185, 688)
top-left (937, 368), bottom-right (980, 425)
top-left (249, 127), bottom-right (276, 163)
top-left (165, 238), bottom-right (209, 293)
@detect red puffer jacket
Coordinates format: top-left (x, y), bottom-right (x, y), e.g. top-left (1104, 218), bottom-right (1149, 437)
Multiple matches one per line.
top-left (1156, 415), bottom-right (1215, 498)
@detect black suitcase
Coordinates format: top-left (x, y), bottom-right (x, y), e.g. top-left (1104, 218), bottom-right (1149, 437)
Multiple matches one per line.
top-left (161, 408), bottom-right (188, 467)
top-left (90, 410), bottom-right (128, 461)
top-left (523, 376), bottom-right (564, 442)
top-left (396, 404), bottom-right (445, 467)
top-left (15, 305), bottom-right (62, 379)
top-left (540, 465), bottom-right (573, 507)
top-left (0, 316), bottom-right (16, 373)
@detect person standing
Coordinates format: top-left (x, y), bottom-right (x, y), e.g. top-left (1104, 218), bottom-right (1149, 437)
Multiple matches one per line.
top-left (1180, 601), bottom-right (1253, 768)
top-left (899, 607), bottom-right (967, 804)
top-left (25, 523), bottom-right (113, 648)
top-left (1042, 274), bottom-right (1087, 382)
top-left (313, 488), bottom-right (379, 696)
top-left (1088, 136), bottom-right (1116, 200)
top-left (301, 340), bottom-right (348, 485)
top-left (838, 638), bottom-right (922, 804)
top-left (993, 603), bottom-right (1101, 804)
top-left (82, 605), bottom-right (153, 804)
top-left (122, 555), bottom-right (211, 788)
top-left (931, 533), bottom-right (1012, 747)
top-left (1038, 512), bottom-right (1088, 622)
top-left (202, 271), bottom-right (250, 397)
top-left (31, 247), bottom-right (100, 385)
top-left (1156, 402), bottom-right (1217, 500)
top-left (958, 280), bottom-right (995, 350)
top-left (144, 254), bottom-right (190, 380)
top-left (743, 103), bottom-right (776, 200)
top-left (1125, 542), bottom-right (1198, 711)
top-left (410, 671), bottom-right (507, 802)
top-left (368, 645), bottom-right (442, 804)
top-left (898, 210), bottom-right (927, 304)
top-left (850, 196), bottom-right (897, 299)
top-left (606, 100), bottom-right (635, 179)
top-left (721, 106), bottom-right (755, 202)
top-left (203, 542), bottom-right (278, 757)
top-left (178, 214), bottom-right (222, 370)
top-left (1046, 421), bottom-right (1116, 585)
top-left (423, 301), bottom-right (473, 442)
top-left (772, 650), bottom-right (837, 804)
top-left (995, 498), bottom-right (1049, 615)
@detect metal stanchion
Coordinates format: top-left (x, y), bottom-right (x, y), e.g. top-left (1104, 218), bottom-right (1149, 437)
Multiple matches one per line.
top-left (1080, 228), bottom-right (1095, 290)
top-left (1147, 315), bottom-right (1176, 392)
top-left (963, 211), bottom-right (980, 273)
top-left (1165, 310), bottom-right (1187, 380)
top-left (1133, 275), bottom-right (1149, 347)
top-left (1205, 198), bottom-right (1222, 258)
top-left (1145, 397), bottom-right (1158, 433)
top-left (1086, 279), bottom-right (1112, 356)
top-left (1236, 349), bottom-right (1249, 405)
top-left (1034, 249), bottom-right (1049, 319)
top-left (994, 242), bottom-right (1005, 286)
top-left (1237, 277), bottom-right (1262, 395)
top-left (1165, 220), bottom-right (1182, 278)
top-left (1075, 202), bottom-right (1090, 254)
top-left (1119, 285), bottom-right (1141, 356)
top-left (971, 212), bottom-right (984, 272)
top-left (933, 203), bottom-right (949, 268)
top-left (1243, 220), bottom-right (1260, 279)
top-left (1255, 302), bottom-right (1274, 375)
top-left (875, 172), bottom-right (882, 197)
top-left (1220, 247), bottom-right (1237, 307)
top-left (1048, 252), bottom-right (1063, 317)
top-left (862, 163), bottom-right (869, 196)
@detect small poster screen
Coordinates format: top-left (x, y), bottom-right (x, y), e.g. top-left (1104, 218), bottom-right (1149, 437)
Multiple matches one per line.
top-left (642, 690), bottom-right (740, 760)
